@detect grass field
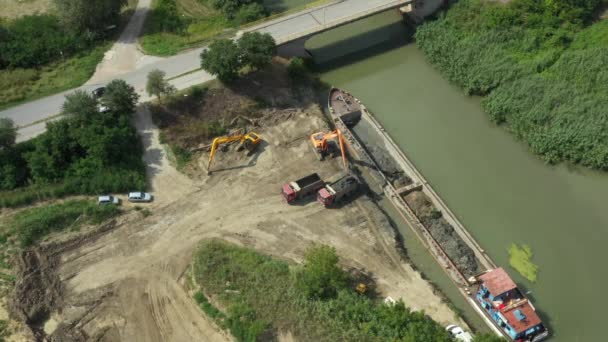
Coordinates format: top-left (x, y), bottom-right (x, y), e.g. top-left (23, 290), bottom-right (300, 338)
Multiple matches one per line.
top-left (140, 0), bottom-right (234, 56)
top-left (0, 0), bottom-right (53, 19)
top-left (0, 42), bottom-right (111, 111)
top-left (140, 0), bottom-right (327, 56)
top-left (0, 0), bottom-right (138, 110)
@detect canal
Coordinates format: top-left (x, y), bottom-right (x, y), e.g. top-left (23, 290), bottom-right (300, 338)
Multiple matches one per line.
top-left (307, 10), bottom-right (608, 342)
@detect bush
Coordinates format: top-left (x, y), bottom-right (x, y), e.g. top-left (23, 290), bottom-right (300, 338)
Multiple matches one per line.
top-left (234, 3), bottom-right (266, 25)
top-left (210, 0), bottom-right (264, 19)
top-left (295, 245), bottom-right (349, 300)
top-left (0, 15), bottom-right (91, 68)
top-left (416, 0), bottom-right (608, 169)
top-left (287, 57), bottom-right (308, 81)
top-left (147, 0), bottom-right (185, 33)
top-left (0, 78), bottom-right (145, 207)
top-left (192, 241), bottom-right (454, 341)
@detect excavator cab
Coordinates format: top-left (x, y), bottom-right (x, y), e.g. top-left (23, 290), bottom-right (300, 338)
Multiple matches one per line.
top-left (309, 129), bottom-right (347, 169)
top-left (238, 133), bottom-right (261, 153)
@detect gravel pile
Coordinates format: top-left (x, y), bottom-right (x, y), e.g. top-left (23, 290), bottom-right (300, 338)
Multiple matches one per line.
top-left (421, 216), bottom-right (480, 277)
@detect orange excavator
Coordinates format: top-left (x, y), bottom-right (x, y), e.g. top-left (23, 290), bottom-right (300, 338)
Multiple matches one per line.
top-left (207, 132), bottom-right (262, 175)
top-left (310, 129), bottom-right (347, 169)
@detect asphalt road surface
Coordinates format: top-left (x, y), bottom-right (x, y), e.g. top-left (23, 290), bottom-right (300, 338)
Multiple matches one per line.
top-left (1, 0), bottom-right (407, 141)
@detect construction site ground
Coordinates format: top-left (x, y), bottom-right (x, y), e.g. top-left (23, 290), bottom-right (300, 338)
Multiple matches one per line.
top-left (5, 65), bottom-right (466, 341)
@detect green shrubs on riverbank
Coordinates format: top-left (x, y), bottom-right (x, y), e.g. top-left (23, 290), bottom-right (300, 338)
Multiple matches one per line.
top-left (416, 0), bottom-right (608, 169)
top-left (192, 240), bottom-right (501, 341)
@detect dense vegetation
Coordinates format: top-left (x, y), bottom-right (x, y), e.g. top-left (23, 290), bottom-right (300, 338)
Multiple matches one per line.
top-left (141, 0), bottom-right (318, 55)
top-left (0, 0), bottom-right (128, 108)
top-left (8, 199), bottom-right (120, 247)
top-left (416, 0), bottom-right (608, 169)
top-left (192, 240), bottom-right (502, 341)
top-left (201, 32), bottom-right (276, 82)
top-left (141, 0), bottom-right (251, 56)
top-left (0, 80), bottom-right (145, 207)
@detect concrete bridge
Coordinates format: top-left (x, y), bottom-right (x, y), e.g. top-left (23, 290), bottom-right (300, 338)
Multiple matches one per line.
top-left (241, 0), bottom-right (414, 56)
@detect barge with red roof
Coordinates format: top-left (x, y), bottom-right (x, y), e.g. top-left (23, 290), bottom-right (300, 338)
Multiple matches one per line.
top-left (473, 268), bottom-right (549, 341)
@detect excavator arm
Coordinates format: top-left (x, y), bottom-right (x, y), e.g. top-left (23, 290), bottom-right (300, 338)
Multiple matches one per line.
top-left (207, 132), bottom-right (262, 174)
top-left (310, 129), bottom-right (347, 169)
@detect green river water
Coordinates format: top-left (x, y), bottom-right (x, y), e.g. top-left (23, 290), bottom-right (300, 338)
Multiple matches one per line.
top-left (307, 10), bottom-right (608, 342)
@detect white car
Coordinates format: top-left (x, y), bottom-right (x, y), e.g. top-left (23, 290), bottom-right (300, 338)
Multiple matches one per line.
top-left (128, 192), bottom-right (153, 203)
top-left (98, 195), bottom-right (120, 205)
top-left (446, 325), bottom-right (473, 342)
top-left (98, 104), bottom-right (110, 113)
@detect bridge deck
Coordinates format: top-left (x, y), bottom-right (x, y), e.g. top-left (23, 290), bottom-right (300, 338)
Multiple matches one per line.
top-left (244, 0), bottom-right (412, 45)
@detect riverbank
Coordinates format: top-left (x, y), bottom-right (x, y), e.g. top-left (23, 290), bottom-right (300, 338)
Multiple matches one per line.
top-left (416, 0), bottom-right (608, 170)
top-left (326, 88), bottom-right (512, 334)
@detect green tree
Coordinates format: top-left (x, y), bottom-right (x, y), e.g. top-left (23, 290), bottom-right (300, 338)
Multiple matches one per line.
top-left (210, 0), bottom-right (263, 18)
top-left (0, 118), bottom-right (17, 150)
top-left (61, 90), bottom-right (99, 124)
top-left (53, 0), bottom-right (126, 33)
top-left (101, 79), bottom-right (140, 115)
top-left (201, 39), bottom-right (242, 82)
top-left (146, 69), bottom-right (176, 103)
top-left (295, 245), bottom-right (349, 299)
top-left (26, 120), bottom-right (82, 183)
top-left (287, 57), bottom-right (308, 81)
top-left (238, 32), bottom-right (276, 70)
top-left (0, 15), bottom-right (86, 68)
top-left (234, 3), bottom-right (266, 25)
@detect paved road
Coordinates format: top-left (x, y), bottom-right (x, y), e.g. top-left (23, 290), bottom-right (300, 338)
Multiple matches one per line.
top-left (1, 0), bottom-right (408, 141)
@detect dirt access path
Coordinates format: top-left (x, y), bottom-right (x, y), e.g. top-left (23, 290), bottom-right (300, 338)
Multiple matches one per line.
top-left (32, 108), bottom-right (465, 340)
top-left (87, 0), bottom-right (163, 84)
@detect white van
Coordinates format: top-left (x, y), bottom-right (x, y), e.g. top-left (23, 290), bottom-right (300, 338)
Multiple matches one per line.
top-left (446, 325), bottom-right (473, 342)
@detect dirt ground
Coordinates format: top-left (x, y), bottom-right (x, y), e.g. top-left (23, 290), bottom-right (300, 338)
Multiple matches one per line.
top-left (6, 102), bottom-right (466, 340)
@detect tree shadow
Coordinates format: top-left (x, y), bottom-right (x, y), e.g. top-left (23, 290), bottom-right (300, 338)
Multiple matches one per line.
top-left (209, 140), bottom-right (269, 174)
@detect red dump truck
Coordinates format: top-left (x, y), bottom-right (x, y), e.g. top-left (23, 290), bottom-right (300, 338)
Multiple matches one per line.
top-left (282, 173), bottom-right (325, 204)
top-left (317, 174), bottom-right (359, 207)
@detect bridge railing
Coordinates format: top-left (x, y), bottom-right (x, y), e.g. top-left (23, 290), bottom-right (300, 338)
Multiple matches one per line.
top-left (274, 0), bottom-right (411, 45)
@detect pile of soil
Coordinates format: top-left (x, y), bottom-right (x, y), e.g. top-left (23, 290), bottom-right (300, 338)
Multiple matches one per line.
top-left (10, 247), bottom-right (62, 339)
top-left (404, 192), bottom-right (480, 277)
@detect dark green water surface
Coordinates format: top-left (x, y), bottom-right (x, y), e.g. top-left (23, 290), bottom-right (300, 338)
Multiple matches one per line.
top-left (307, 10), bottom-right (608, 341)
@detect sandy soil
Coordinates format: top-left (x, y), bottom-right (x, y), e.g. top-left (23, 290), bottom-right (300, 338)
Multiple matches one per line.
top-left (18, 107), bottom-right (464, 340)
top-left (87, 0), bottom-right (163, 84)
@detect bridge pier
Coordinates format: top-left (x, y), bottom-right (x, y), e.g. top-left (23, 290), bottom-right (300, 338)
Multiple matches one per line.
top-left (276, 36), bottom-right (312, 58)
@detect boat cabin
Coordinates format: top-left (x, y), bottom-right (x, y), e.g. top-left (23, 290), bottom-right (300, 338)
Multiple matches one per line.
top-left (475, 268), bottom-right (548, 341)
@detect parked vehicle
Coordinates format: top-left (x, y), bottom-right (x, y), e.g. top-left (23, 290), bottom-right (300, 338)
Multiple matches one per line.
top-left (317, 173), bottom-right (358, 207)
top-left (445, 325), bottom-right (473, 342)
top-left (98, 104), bottom-right (110, 113)
top-left (282, 173), bottom-right (325, 204)
top-left (98, 195), bottom-right (120, 205)
top-left (92, 86), bottom-right (106, 99)
top-left (128, 192), bottom-right (153, 203)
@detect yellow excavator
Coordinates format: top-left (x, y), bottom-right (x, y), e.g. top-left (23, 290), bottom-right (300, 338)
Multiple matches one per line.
top-left (207, 132), bottom-right (262, 175)
top-left (310, 129), bottom-right (347, 169)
